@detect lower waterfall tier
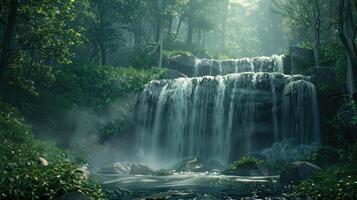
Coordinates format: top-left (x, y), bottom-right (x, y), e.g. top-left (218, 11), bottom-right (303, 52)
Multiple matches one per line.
top-left (135, 72), bottom-right (320, 166)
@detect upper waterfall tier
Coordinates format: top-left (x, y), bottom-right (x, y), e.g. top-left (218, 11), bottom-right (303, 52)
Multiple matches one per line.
top-left (135, 72), bottom-right (320, 166)
top-left (168, 55), bottom-right (285, 77)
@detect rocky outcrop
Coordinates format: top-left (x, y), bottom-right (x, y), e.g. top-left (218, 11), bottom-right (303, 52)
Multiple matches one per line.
top-left (289, 47), bottom-right (315, 75)
top-left (129, 164), bottom-right (154, 175)
top-left (98, 162), bottom-right (132, 174)
top-left (174, 158), bottom-right (224, 173)
top-left (280, 162), bottom-right (321, 184)
top-left (168, 54), bottom-right (197, 76)
top-left (160, 69), bottom-right (187, 79)
top-left (167, 54), bottom-right (285, 77)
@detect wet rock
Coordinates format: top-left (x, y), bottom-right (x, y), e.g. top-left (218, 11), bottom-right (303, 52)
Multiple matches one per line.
top-left (98, 162), bottom-right (132, 174)
top-left (280, 162), bottom-right (321, 184)
top-left (55, 191), bottom-right (90, 200)
top-left (129, 164), bottom-right (154, 175)
top-left (152, 169), bottom-right (173, 176)
top-left (161, 69), bottom-right (187, 79)
top-left (175, 158), bottom-right (224, 173)
top-left (77, 164), bottom-right (90, 180)
top-left (168, 54), bottom-right (197, 76)
top-left (289, 47), bottom-right (314, 74)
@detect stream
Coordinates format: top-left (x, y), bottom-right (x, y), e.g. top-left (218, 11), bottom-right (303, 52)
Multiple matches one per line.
top-left (101, 173), bottom-right (287, 200)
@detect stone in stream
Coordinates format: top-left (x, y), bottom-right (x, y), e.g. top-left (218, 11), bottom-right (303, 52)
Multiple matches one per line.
top-left (279, 162), bottom-right (321, 184)
top-left (174, 158), bottom-right (224, 173)
top-left (98, 162), bottom-right (132, 174)
top-left (129, 164), bottom-right (155, 175)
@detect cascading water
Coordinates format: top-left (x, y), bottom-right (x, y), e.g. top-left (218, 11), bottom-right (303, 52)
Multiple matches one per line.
top-left (192, 55), bottom-right (284, 76)
top-left (135, 55), bottom-right (320, 167)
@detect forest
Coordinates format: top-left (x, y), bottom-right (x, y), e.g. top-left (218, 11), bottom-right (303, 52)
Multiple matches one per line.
top-left (0, 0), bottom-right (356, 199)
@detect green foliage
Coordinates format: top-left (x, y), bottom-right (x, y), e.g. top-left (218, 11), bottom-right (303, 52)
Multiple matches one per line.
top-left (129, 46), bottom-right (159, 68)
top-left (163, 50), bottom-right (193, 58)
top-left (0, 101), bottom-right (105, 199)
top-left (289, 165), bottom-right (357, 200)
top-left (229, 156), bottom-right (264, 170)
top-left (15, 0), bottom-right (85, 65)
top-left (55, 65), bottom-right (164, 108)
top-left (290, 143), bottom-right (357, 199)
top-left (307, 146), bottom-right (341, 168)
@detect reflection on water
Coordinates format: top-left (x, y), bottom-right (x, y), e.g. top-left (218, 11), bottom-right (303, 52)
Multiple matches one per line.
top-left (101, 173), bottom-right (286, 200)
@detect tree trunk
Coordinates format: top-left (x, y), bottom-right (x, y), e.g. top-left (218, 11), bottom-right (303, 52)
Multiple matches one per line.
top-left (167, 16), bottom-right (173, 40)
top-left (100, 42), bottom-right (106, 65)
top-left (339, 0), bottom-right (357, 95)
top-left (186, 19), bottom-right (194, 47)
top-left (172, 16), bottom-right (182, 41)
top-left (0, 0), bottom-right (18, 83)
top-left (156, 0), bottom-right (163, 68)
top-left (313, 0), bottom-right (321, 67)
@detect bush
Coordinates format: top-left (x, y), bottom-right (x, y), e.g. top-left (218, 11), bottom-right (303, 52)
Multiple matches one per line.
top-left (307, 146), bottom-right (341, 168)
top-left (0, 101), bottom-right (105, 199)
top-left (230, 156), bottom-right (264, 170)
top-left (289, 165), bottom-right (357, 200)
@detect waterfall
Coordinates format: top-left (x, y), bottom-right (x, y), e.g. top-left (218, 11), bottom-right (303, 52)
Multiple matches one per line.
top-left (192, 55), bottom-right (284, 76)
top-left (281, 80), bottom-right (320, 144)
top-left (135, 68), bottom-right (320, 167)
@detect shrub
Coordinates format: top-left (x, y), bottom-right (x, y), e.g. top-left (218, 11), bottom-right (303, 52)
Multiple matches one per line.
top-left (307, 146), bottom-right (341, 168)
top-left (289, 165), bottom-right (357, 200)
top-left (0, 101), bottom-right (105, 199)
top-left (230, 156), bottom-right (264, 170)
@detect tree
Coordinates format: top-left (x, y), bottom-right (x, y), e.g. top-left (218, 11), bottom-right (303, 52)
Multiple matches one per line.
top-left (86, 0), bottom-right (124, 65)
top-left (272, 0), bottom-right (333, 67)
top-left (0, 0), bottom-right (85, 92)
top-left (338, 0), bottom-right (357, 95)
top-left (0, 0), bottom-right (18, 83)
top-left (182, 0), bottom-right (215, 48)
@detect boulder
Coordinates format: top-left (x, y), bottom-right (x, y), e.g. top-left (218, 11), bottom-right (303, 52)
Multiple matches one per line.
top-left (55, 191), bottom-right (90, 200)
top-left (77, 164), bottom-right (90, 180)
top-left (37, 157), bottom-right (48, 166)
top-left (152, 169), bottom-right (173, 176)
top-left (160, 69), bottom-right (187, 79)
top-left (98, 162), bottom-right (132, 174)
top-left (168, 54), bottom-right (197, 76)
top-left (280, 162), bottom-right (321, 184)
top-left (174, 158), bottom-right (224, 173)
top-left (129, 164), bottom-right (154, 175)
top-left (289, 47), bottom-right (315, 75)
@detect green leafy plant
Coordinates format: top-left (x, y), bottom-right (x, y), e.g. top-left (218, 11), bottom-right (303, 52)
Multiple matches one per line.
top-left (289, 165), bottom-right (357, 200)
top-left (0, 101), bottom-right (106, 199)
top-left (230, 156), bottom-right (264, 170)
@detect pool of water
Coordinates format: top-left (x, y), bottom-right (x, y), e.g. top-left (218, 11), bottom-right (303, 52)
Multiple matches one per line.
top-left (101, 173), bottom-right (287, 200)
